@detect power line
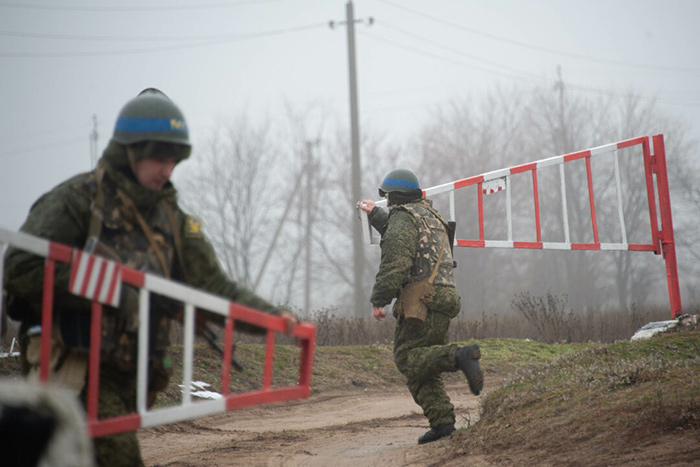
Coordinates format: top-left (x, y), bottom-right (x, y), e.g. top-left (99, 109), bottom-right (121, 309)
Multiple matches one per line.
top-left (0, 0), bottom-right (281, 12)
top-left (0, 136), bottom-right (85, 159)
top-left (377, 0), bottom-right (700, 74)
top-left (0, 26), bottom-right (315, 42)
top-left (0, 22), bottom-right (327, 57)
top-left (359, 30), bottom-right (542, 83)
top-left (376, 21), bottom-right (542, 81)
top-left (361, 27), bottom-right (700, 109)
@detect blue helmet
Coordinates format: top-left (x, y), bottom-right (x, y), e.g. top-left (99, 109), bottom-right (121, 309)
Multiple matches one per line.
top-left (378, 169), bottom-right (421, 197)
top-left (112, 88), bottom-right (190, 148)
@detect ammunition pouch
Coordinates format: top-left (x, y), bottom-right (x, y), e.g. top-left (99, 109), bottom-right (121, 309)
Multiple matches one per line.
top-left (395, 279), bottom-right (436, 325)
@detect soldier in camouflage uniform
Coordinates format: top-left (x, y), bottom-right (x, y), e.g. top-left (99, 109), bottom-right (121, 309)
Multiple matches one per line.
top-left (359, 169), bottom-right (483, 445)
top-left (3, 88), bottom-right (298, 466)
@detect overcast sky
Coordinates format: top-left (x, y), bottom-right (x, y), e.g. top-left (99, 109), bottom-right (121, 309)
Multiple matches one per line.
top-left (1, 0), bottom-right (699, 232)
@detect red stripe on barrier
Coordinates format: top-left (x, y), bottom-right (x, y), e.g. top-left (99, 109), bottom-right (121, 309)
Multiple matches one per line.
top-left (48, 242), bottom-right (73, 263)
top-left (94, 260), bottom-right (108, 299)
top-left (104, 264), bottom-right (120, 306)
top-left (510, 162), bottom-right (537, 174)
top-left (563, 150), bottom-right (590, 162)
top-left (293, 322), bottom-right (316, 339)
top-left (617, 136), bottom-right (648, 149)
top-left (457, 239), bottom-right (485, 247)
top-left (80, 255), bottom-right (96, 296)
top-left (454, 175), bottom-right (483, 189)
top-left (585, 156), bottom-right (600, 244)
top-left (477, 182), bottom-right (484, 241)
top-left (230, 302), bottom-right (285, 332)
top-left (629, 244), bottom-right (655, 252)
top-left (87, 301), bottom-right (103, 422)
top-left (69, 250), bottom-right (82, 293)
top-left (40, 259), bottom-right (55, 383)
top-left (297, 324), bottom-right (315, 388)
top-left (532, 169), bottom-right (542, 243)
top-left (513, 242), bottom-right (543, 249)
top-left (571, 243), bottom-right (602, 250)
top-left (89, 413), bottom-right (142, 438)
top-left (121, 267), bottom-right (145, 287)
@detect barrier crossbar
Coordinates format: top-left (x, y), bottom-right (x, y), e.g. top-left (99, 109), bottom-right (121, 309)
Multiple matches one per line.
top-left (361, 134), bottom-right (681, 318)
top-left (0, 227), bottom-right (316, 438)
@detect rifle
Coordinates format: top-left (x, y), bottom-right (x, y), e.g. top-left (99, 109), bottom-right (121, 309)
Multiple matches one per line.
top-left (446, 221), bottom-right (457, 268)
top-left (86, 237), bottom-right (244, 371)
top-left (153, 296), bottom-right (245, 372)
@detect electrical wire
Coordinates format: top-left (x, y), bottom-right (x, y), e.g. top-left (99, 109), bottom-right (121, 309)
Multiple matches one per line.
top-left (359, 30), bottom-right (541, 83)
top-left (0, 0), bottom-right (281, 12)
top-left (0, 136), bottom-right (85, 159)
top-left (0, 22), bottom-right (327, 57)
top-left (376, 0), bottom-right (700, 74)
top-left (359, 29), bottom-right (700, 109)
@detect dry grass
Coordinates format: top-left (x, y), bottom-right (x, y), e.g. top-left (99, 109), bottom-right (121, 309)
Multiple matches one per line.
top-left (439, 323), bottom-right (700, 466)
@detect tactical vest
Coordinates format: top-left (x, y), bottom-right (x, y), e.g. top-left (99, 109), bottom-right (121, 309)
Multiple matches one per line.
top-left (394, 200), bottom-right (456, 288)
top-left (87, 168), bottom-right (180, 371)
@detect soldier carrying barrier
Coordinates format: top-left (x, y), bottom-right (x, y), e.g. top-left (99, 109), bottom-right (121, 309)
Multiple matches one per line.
top-left (2, 88), bottom-right (313, 467)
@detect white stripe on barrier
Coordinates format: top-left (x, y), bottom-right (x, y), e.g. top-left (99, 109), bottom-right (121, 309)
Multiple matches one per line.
top-left (590, 142), bottom-right (617, 156)
top-left (69, 251), bottom-right (122, 307)
top-left (424, 181), bottom-right (456, 197)
top-left (144, 274), bottom-right (230, 316)
top-left (483, 168), bottom-right (510, 181)
top-left (0, 229), bottom-right (50, 257)
top-left (141, 399), bottom-right (227, 429)
top-left (600, 243), bottom-right (629, 251)
top-left (485, 240), bottom-right (513, 249)
top-left (542, 242), bottom-right (572, 250)
top-left (537, 155), bottom-right (565, 169)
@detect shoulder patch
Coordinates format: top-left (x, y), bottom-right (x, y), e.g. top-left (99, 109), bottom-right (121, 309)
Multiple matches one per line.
top-left (185, 215), bottom-right (203, 238)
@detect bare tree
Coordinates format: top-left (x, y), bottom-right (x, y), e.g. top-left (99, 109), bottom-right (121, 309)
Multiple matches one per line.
top-left (177, 114), bottom-right (281, 290)
top-left (407, 81), bottom-right (696, 316)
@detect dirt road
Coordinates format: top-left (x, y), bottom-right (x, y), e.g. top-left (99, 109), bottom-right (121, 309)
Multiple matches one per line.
top-left (139, 383), bottom-right (486, 466)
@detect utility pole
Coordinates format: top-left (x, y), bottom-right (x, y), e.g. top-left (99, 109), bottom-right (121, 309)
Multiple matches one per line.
top-left (330, 1), bottom-right (373, 318)
top-left (304, 140), bottom-right (319, 318)
top-left (89, 114), bottom-right (99, 169)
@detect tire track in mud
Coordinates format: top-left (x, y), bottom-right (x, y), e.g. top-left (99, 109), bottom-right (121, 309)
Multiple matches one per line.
top-left (139, 383), bottom-right (482, 466)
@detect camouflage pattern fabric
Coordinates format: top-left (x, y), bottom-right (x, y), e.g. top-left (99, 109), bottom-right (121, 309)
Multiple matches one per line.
top-left (370, 199), bottom-right (456, 307)
top-left (369, 198), bottom-right (462, 429)
top-left (4, 140), bottom-right (282, 465)
top-left (82, 366), bottom-right (144, 467)
top-left (393, 291), bottom-right (460, 428)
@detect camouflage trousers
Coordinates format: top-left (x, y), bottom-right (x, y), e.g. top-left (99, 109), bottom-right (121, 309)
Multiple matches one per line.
top-left (81, 366), bottom-right (144, 467)
top-left (19, 326), bottom-right (156, 467)
top-left (393, 289), bottom-right (460, 429)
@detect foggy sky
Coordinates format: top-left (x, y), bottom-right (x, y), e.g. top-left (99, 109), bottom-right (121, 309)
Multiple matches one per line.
top-left (1, 0), bottom-right (699, 233)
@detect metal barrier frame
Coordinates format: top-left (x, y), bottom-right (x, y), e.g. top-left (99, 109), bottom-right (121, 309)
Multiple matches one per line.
top-left (0, 228), bottom-right (316, 437)
top-left (361, 134), bottom-right (682, 318)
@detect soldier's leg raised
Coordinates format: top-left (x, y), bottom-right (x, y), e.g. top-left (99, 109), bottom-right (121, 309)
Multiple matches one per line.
top-left (394, 311), bottom-right (459, 430)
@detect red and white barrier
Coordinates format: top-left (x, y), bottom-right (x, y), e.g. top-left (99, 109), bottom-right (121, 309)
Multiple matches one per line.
top-left (360, 134), bottom-right (682, 318)
top-left (0, 227), bottom-right (316, 438)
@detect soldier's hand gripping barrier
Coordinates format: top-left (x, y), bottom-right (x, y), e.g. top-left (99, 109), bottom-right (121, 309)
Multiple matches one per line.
top-left (0, 228), bottom-right (316, 438)
top-left (359, 135), bottom-right (682, 319)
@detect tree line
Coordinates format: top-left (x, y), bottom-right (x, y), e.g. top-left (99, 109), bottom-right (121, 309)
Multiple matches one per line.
top-left (175, 81), bottom-right (699, 320)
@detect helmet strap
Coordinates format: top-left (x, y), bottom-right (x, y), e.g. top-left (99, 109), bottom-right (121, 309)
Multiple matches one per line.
top-left (126, 146), bottom-right (140, 181)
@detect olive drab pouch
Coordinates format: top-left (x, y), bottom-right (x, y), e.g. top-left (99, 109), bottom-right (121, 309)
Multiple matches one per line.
top-left (395, 279), bottom-right (435, 324)
top-left (396, 228), bottom-right (447, 325)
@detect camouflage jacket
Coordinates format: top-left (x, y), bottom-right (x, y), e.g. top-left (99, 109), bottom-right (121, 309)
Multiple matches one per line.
top-left (369, 199), bottom-right (456, 308)
top-left (4, 142), bottom-right (278, 358)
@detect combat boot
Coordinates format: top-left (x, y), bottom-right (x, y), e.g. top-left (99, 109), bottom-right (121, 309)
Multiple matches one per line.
top-left (417, 423), bottom-right (455, 445)
top-left (456, 344), bottom-right (483, 395)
